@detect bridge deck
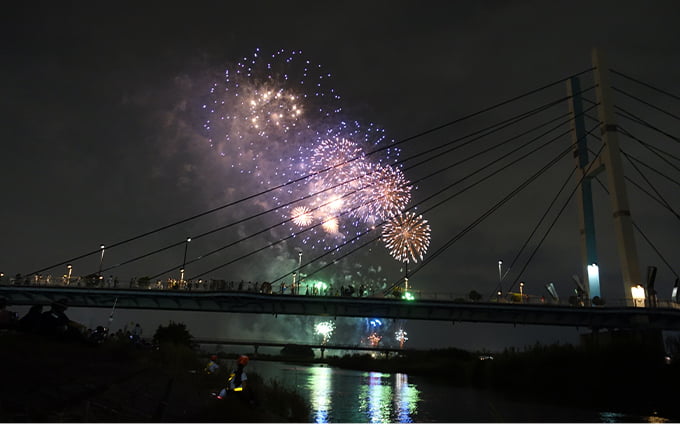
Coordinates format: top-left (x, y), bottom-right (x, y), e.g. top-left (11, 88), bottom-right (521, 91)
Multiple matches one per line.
top-left (3, 285), bottom-right (680, 330)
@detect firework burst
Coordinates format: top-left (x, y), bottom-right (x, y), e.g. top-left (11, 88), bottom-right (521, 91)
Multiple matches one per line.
top-left (291, 206), bottom-right (313, 227)
top-left (355, 163), bottom-right (411, 222)
top-left (281, 120), bottom-right (406, 251)
top-left (395, 328), bottom-right (408, 349)
top-left (367, 332), bottom-right (382, 347)
top-left (382, 212), bottom-right (431, 263)
top-left (202, 48), bottom-right (341, 180)
top-left (314, 321), bottom-right (335, 345)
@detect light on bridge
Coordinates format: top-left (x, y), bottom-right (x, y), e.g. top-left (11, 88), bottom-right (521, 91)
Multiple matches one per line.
top-left (587, 264), bottom-right (600, 300)
top-left (631, 284), bottom-right (646, 307)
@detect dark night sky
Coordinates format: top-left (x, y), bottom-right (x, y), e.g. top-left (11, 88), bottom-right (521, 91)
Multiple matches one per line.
top-left (2, 1), bottom-right (679, 351)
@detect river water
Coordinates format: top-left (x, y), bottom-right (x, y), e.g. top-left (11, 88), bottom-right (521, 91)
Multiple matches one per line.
top-left (248, 360), bottom-right (670, 423)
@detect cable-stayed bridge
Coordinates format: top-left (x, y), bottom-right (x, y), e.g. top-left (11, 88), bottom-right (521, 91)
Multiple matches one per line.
top-left (6, 50), bottom-right (679, 334)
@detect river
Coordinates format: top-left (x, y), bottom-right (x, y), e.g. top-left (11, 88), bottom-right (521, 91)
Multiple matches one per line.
top-left (247, 360), bottom-right (670, 423)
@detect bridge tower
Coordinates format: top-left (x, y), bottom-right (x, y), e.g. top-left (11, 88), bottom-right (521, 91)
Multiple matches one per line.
top-left (568, 49), bottom-right (642, 306)
top-left (567, 76), bottom-right (600, 301)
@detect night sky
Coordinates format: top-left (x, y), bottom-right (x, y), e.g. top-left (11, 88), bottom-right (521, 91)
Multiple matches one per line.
top-left (2, 1), bottom-right (679, 352)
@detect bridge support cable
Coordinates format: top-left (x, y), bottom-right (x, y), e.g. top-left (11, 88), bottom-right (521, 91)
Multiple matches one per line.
top-left (400, 86), bottom-right (597, 172)
top-left (624, 174), bottom-right (680, 216)
top-left (620, 149), bottom-right (680, 220)
top-left (25, 69), bottom-right (595, 278)
top-left (395, 133), bottom-right (594, 293)
top-left (615, 106), bottom-right (680, 145)
top-left (593, 177), bottom-right (680, 281)
top-left (30, 94), bottom-right (595, 279)
top-left (582, 113), bottom-right (680, 191)
top-left (190, 118), bottom-right (581, 282)
top-left (610, 68), bottom-right (680, 103)
top-left (122, 97), bottom-right (583, 277)
top-left (267, 127), bottom-right (589, 289)
top-left (492, 163), bottom-right (578, 299)
top-left (611, 86), bottom-right (680, 122)
top-left (289, 118), bottom-right (599, 292)
top-left (405, 104), bottom-right (599, 190)
top-left (621, 152), bottom-right (680, 189)
top-left (121, 100), bottom-right (598, 280)
top-left (135, 101), bottom-right (580, 279)
top-left (505, 142), bottom-right (606, 297)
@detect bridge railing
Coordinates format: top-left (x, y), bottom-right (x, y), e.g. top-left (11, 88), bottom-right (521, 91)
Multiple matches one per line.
top-left (2, 278), bottom-right (679, 310)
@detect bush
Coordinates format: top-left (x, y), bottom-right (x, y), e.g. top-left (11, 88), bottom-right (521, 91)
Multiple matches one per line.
top-left (153, 321), bottom-right (193, 347)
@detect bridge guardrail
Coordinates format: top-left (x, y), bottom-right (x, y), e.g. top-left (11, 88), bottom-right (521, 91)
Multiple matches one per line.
top-left (1, 279), bottom-right (679, 310)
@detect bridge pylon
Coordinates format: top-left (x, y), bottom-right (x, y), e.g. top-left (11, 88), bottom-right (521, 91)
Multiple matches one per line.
top-left (567, 49), bottom-right (642, 306)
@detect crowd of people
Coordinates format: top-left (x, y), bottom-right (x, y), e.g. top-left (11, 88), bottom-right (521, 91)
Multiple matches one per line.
top-left (0, 296), bottom-right (149, 347)
top-left (1, 272), bottom-right (385, 298)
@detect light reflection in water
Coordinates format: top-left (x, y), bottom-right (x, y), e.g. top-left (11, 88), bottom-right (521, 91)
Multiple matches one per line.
top-left (309, 366), bottom-right (332, 423)
top-left (355, 371), bottom-right (419, 423)
top-left (394, 373), bottom-right (418, 423)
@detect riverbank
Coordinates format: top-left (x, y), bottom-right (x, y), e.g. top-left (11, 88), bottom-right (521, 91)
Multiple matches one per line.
top-left (0, 331), bottom-right (309, 422)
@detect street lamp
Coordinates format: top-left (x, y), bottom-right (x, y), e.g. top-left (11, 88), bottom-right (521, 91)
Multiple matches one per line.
top-left (98, 244), bottom-right (105, 282)
top-left (181, 237), bottom-right (191, 283)
top-left (66, 264), bottom-right (73, 285)
top-left (519, 281), bottom-right (525, 303)
top-left (497, 260), bottom-right (503, 295)
top-left (292, 251), bottom-right (302, 295)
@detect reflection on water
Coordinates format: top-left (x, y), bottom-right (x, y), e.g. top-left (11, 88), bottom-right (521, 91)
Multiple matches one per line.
top-left (309, 366), bottom-right (331, 423)
top-left (355, 372), bottom-right (420, 423)
top-left (314, 369), bottom-right (419, 423)
top-left (250, 361), bottom-right (674, 423)
top-left (253, 361), bottom-right (420, 423)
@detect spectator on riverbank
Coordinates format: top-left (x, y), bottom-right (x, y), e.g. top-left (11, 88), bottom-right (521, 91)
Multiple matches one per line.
top-left (204, 355), bottom-right (220, 375)
top-left (0, 297), bottom-right (18, 330)
top-left (39, 299), bottom-right (71, 336)
top-left (18, 304), bottom-right (43, 333)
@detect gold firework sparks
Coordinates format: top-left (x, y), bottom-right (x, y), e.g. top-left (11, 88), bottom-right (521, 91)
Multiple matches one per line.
top-left (382, 212), bottom-right (431, 263)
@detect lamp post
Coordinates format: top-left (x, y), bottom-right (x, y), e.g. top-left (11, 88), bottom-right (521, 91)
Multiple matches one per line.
top-left (98, 244), bottom-right (105, 283)
top-left (497, 260), bottom-right (503, 297)
top-left (519, 281), bottom-right (525, 303)
top-left (293, 251), bottom-right (302, 295)
top-left (66, 264), bottom-right (73, 286)
top-left (181, 238), bottom-right (191, 284)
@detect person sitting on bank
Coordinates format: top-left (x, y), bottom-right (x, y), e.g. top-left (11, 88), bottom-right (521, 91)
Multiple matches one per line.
top-left (39, 299), bottom-right (85, 341)
top-left (217, 355), bottom-right (250, 399)
top-left (18, 304), bottom-right (43, 333)
top-left (0, 297), bottom-right (18, 330)
top-left (204, 355), bottom-right (220, 375)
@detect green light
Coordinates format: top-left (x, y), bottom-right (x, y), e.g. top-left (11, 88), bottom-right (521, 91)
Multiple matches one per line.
top-left (402, 291), bottom-right (415, 301)
top-left (314, 281), bottom-right (328, 290)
